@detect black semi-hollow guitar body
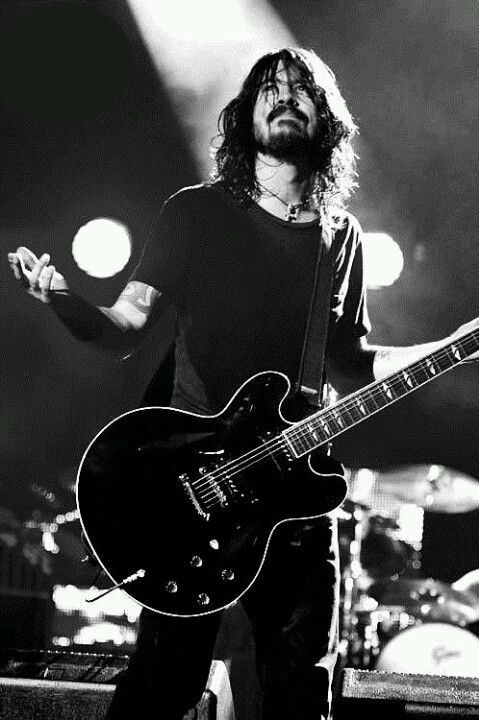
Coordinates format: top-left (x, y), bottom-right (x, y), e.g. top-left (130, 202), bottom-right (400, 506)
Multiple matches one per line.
top-left (76, 371), bottom-right (346, 617)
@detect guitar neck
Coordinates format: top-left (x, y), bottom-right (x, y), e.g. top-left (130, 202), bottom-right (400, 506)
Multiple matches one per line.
top-left (284, 327), bottom-right (479, 457)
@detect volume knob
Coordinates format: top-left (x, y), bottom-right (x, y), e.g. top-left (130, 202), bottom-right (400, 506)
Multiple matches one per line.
top-left (165, 581), bottom-right (178, 594)
top-left (197, 593), bottom-right (210, 606)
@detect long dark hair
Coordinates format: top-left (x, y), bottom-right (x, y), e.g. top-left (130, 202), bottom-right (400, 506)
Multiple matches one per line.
top-left (211, 48), bottom-right (358, 222)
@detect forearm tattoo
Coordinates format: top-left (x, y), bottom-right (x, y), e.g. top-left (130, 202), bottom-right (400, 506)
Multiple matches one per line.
top-left (372, 341), bottom-right (443, 380)
top-left (106, 281), bottom-right (160, 331)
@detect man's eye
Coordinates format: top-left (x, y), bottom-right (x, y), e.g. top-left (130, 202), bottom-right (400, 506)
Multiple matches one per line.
top-left (295, 84), bottom-right (307, 92)
top-left (264, 83), bottom-right (277, 93)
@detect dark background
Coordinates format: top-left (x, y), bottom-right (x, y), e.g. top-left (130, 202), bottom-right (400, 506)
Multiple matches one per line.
top-left (1, 0), bottom-right (478, 646)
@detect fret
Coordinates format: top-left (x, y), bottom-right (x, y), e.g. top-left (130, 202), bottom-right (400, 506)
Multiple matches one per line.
top-left (318, 418), bottom-right (331, 438)
top-left (325, 409), bottom-right (345, 432)
top-left (283, 328), bottom-right (479, 458)
top-left (341, 404), bottom-right (358, 424)
top-left (410, 363), bottom-right (433, 384)
top-left (363, 392), bottom-right (381, 412)
top-left (282, 431), bottom-right (299, 457)
top-left (309, 424), bottom-right (320, 443)
top-left (448, 343), bottom-right (464, 362)
top-left (432, 353), bottom-right (452, 373)
top-left (380, 381), bottom-right (395, 401)
top-left (333, 411), bottom-right (345, 429)
top-left (402, 370), bottom-right (415, 389)
top-left (296, 434), bottom-right (310, 454)
top-left (389, 373), bottom-right (414, 396)
top-left (340, 403), bottom-right (360, 423)
top-left (379, 386), bottom-right (396, 405)
top-left (459, 334), bottom-right (479, 356)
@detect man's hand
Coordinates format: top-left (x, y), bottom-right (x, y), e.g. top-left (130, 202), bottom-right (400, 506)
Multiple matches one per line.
top-left (8, 246), bottom-right (68, 303)
top-left (451, 317), bottom-right (479, 362)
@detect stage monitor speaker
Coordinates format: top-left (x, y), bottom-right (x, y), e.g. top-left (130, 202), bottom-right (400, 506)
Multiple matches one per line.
top-left (335, 668), bottom-right (479, 719)
top-left (0, 677), bottom-right (114, 720)
top-left (0, 653), bottom-right (232, 720)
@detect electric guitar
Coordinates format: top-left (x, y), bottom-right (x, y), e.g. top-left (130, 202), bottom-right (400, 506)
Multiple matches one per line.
top-left (76, 326), bottom-right (479, 617)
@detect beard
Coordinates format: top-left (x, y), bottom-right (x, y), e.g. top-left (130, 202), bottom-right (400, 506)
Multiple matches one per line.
top-left (254, 116), bottom-right (319, 162)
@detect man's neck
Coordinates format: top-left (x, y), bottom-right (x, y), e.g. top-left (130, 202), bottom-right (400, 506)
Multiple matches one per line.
top-left (255, 153), bottom-right (311, 203)
top-left (254, 153), bottom-right (319, 222)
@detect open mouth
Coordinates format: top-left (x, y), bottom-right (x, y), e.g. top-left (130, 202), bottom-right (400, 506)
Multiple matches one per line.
top-left (277, 115), bottom-right (303, 123)
top-left (270, 109), bottom-right (308, 125)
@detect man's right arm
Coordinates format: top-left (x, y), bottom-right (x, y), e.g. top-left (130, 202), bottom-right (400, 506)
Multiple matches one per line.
top-left (8, 246), bottom-right (161, 357)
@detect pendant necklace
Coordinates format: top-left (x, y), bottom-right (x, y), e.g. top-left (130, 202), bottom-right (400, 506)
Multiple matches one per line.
top-left (258, 183), bottom-right (313, 222)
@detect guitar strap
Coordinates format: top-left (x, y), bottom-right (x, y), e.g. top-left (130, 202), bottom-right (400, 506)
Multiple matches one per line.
top-left (295, 216), bottom-right (335, 407)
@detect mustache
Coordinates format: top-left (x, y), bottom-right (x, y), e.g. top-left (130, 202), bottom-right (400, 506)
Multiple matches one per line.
top-left (268, 105), bottom-right (308, 124)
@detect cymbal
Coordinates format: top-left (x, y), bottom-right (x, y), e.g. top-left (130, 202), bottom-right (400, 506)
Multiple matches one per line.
top-left (452, 569), bottom-right (479, 600)
top-left (370, 577), bottom-right (479, 625)
top-left (374, 464), bottom-right (479, 513)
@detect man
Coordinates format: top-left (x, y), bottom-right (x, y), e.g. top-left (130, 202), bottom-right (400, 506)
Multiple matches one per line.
top-left (8, 48), bottom-right (479, 720)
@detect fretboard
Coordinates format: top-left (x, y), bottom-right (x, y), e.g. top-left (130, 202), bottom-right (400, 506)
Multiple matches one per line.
top-left (283, 327), bottom-right (479, 457)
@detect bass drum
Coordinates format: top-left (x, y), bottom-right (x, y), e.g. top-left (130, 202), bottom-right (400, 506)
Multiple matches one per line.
top-left (376, 622), bottom-right (479, 677)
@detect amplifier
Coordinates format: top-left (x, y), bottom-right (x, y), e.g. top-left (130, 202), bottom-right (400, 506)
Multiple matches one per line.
top-left (335, 668), bottom-right (479, 719)
top-left (0, 651), bottom-right (232, 720)
top-left (0, 677), bottom-right (114, 720)
top-left (0, 647), bottom-right (129, 683)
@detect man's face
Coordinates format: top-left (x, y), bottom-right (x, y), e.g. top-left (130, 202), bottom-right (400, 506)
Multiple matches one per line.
top-left (252, 61), bottom-right (319, 161)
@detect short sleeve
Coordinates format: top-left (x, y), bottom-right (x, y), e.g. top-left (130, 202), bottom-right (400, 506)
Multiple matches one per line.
top-left (129, 188), bottom-right (196, 305)
top-left (328, 213), bottom-right (371, 344)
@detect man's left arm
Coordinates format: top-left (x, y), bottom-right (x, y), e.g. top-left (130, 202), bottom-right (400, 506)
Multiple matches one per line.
top-left (327, 215), bottom-right (479, 390)
top-left (371, 317), bottom-right (479, 380)
top-left (327, 318), bottom-right (479, 394)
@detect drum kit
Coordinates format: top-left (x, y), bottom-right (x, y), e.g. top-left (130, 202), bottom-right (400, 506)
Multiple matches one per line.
top-left (338, 464), bottom-right (479, 677)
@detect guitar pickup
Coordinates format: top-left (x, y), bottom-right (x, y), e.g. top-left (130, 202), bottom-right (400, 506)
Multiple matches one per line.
top-left (178, 473), bottom-right (210, 520)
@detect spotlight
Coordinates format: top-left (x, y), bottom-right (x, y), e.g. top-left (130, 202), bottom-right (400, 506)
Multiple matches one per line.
top-left (362, 232), bottom-right (404, 289)
top-left (72, 218), bottom-right (131, 278)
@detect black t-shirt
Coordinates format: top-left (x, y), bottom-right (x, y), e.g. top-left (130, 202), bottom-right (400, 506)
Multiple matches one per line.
top-left (131, 183), bottom-right (370, 413)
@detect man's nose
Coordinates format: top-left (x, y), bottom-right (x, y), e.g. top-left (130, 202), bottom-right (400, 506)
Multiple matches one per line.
top-left (277, 86), bottom-right (299, 106)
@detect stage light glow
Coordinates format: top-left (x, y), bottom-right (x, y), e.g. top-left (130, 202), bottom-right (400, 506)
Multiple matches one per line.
top-left (144, 0), bottom-right (256, 43)
top-left (397, 503), bottom-right (424, 545)
top-left (53, 636), bottom-right (72, 647)
top-left (72, 218), bottom-right (131, 278)
top-left (42, 530), bottom-right (59, 554)
top-left (362, 232), bottom-right (404, 289)
top-left (126, 0), bottom-right (294, 175)
top-left (53, 584), bottom-right (142, 621)
top-left (73, 622), bottom-right (137, 647)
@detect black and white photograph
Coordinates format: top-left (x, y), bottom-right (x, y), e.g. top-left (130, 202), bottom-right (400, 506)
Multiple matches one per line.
top-left (2, 1), bottom-right (479, 718)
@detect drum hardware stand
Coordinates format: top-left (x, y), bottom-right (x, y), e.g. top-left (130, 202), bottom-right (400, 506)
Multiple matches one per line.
top-left (339, 504), bottom-right (379, 668)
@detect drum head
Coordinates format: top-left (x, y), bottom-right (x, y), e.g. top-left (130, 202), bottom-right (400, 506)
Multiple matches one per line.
top-left (376, 622), bottom-right (479, 677)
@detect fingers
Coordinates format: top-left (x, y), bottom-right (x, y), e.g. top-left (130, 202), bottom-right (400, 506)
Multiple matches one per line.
top-left (29, 253), bottom-right (50, 289)
top-left (8, 247), bottom-right (41, 285)
top-left (8, 253), bottom-right (24, 281)
top-left (30, 256), bottom-right (56, 303)
top-left (8, 250), bottom-right (56, 302)
top-left (39, 264), bottom-right (56, 301)
top-left (16, 246), bottom-right (39, 271)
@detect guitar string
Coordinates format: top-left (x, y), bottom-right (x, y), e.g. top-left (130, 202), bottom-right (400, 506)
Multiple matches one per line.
top-left (284, 333), bottom-right (479, 446)
top-left (195, 337), bottom-right (479, 508)
top-left (191, 338), bottom-right (478, 507)
top-left (266, 333), bottom-right (479, 450)
top-left (197, 375), bottom-right (457, 509)
top-left (193, 336), bottom-right (479, 505)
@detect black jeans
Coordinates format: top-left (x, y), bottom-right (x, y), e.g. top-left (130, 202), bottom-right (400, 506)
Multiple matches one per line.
top-left (105, 517), bottom-right (339, 720)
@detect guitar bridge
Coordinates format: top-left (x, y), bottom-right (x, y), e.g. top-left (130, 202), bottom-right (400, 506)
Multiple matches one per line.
top-left (178, 473), bottom-right (210, 520)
